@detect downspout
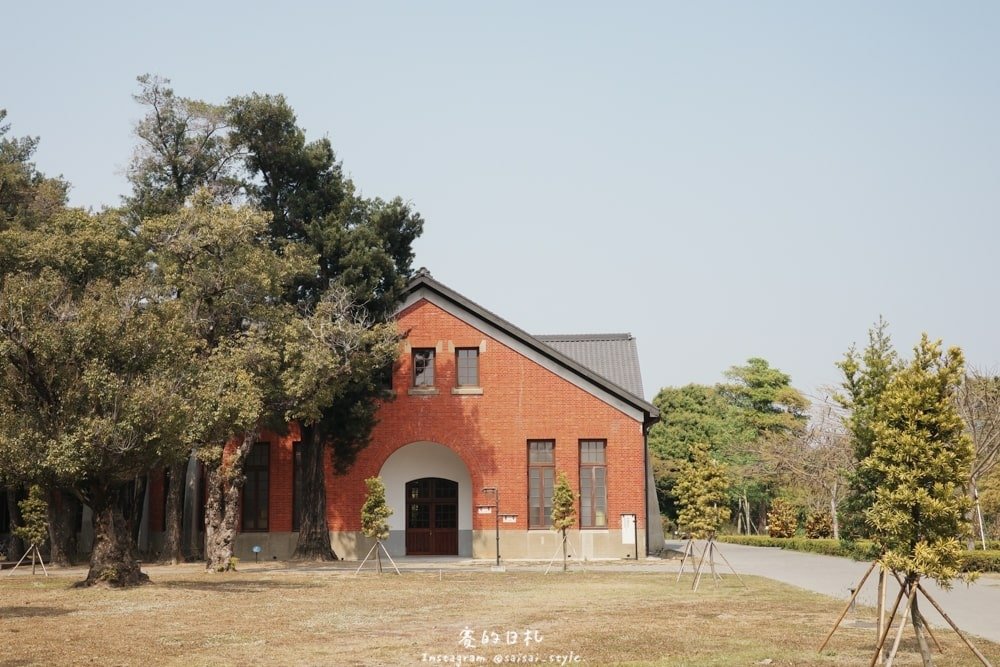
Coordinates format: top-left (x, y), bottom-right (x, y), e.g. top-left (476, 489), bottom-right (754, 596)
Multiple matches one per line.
top-left (644, 422), bottom-right (650, 558)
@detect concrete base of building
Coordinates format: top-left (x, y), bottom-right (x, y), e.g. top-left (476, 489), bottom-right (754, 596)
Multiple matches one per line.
top-left (229, 529), bottom-right (648, 562)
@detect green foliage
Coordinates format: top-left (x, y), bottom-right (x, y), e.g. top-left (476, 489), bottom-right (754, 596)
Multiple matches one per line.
top-left (958, 550), bottom-right (1000, 573)
top-left (551, 472), bottom-right (576, 533)
top-left (675, 442), bottom-right (731, 538)
top-left (804, 511), bottom-right (833, 539)
top-left (718, 358), bottom-right (808, 438)
top-left (126, 75), bottom-right (236, 220)
top-left (14, 485), bottom-right (48, 546)
top-left (714, 535), bottom-right (1000, 572)
top-left (360, 476), bottom-right (392, 540)
top-left (863, 334), bottom-right (973, 585)
top-left (766, 499), bottom-right (798, 538)
top-left (837, 318), bottom-right (899, 539)
top-left (0, 109), bottom-right (69, 227)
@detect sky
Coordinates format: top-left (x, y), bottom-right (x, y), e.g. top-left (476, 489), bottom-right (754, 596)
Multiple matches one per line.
top-left (4, 1), bottom-right (999, 402)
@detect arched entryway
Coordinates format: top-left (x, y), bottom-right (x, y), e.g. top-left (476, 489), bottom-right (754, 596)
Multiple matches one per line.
top-left (379, 441), bottom-right (473, 556)
top-left (405, 478), bottom-right (458, 555)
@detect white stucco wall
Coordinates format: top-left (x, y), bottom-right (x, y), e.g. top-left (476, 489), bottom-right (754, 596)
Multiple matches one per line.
top-left (378, 441), bottom-right (472, 531)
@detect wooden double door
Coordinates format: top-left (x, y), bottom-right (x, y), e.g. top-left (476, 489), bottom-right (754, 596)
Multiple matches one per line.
top-left (405, 477), bottom-right (458, 555)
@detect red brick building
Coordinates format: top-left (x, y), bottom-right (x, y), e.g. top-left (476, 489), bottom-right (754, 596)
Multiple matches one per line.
top-left (150, 270), bottom-right (662, 561)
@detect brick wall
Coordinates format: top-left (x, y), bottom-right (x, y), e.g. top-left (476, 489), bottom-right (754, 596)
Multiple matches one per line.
top-left (325, 298), bottom-right (647, 535)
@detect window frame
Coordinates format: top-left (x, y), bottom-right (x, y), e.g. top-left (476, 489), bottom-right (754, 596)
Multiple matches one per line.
top-left (242, 441), bottom-right (270, 532)
top-left (456, 347), bottom-right (480, 387)
top-left (412, 348), bottom-right (436, 387)
top-left (291, 441), bottom-right (303, 532)
top-left (528, 440), bottom-right (555, 529)
top-left (579, 439), bottom-right (607, 529)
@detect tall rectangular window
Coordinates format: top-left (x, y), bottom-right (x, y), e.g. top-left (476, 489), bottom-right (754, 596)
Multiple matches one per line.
top-left (242, 441), bottom-right (269, 532)
top-left (412, 348), bottom-right (435, 387)
top-left (292, 441), bottom-right (303, 531)
top-left (580, 440), bottom-right (607, 528)
top-left (456, 348), bottom-right (479, 386)
top-left (528, 440), bottom-right (555, 529)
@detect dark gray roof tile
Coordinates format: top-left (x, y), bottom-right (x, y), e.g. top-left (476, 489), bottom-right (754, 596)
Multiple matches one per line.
top-left (536, 334), bottom-right (645, 400)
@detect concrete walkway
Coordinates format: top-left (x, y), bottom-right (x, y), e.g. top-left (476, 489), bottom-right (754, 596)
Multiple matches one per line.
top-left (666, 540), bottom-right (1000, 645)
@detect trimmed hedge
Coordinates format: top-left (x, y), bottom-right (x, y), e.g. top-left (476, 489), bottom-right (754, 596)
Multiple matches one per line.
top-left (714, 534), bottom-right (1000, 572)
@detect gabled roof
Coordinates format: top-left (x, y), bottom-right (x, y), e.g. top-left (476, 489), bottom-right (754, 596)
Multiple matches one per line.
top-left (536, 334), bottom-right (645, 400)
top-left (398, 269), bottom-right (659, 425)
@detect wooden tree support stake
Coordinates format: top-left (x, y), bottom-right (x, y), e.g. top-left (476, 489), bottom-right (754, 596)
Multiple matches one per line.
top-left (883, 583), bottom-right (918, 667)
top-left (916, 582), bottom-right (994, 667)
top-left (354, 540), bottom-right (400, 575)
top-left (6, 543), bottom-right (48, 577)
top-left (818, 560), bottom-right (878, 653)
top-left (868, 583), bottom-right (907, 667)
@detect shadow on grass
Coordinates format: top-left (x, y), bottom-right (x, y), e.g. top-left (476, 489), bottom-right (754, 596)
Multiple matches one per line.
top-left (156, 579), bottom-right (325, 593)
top-left (0, 606), bottom-right (72, 619)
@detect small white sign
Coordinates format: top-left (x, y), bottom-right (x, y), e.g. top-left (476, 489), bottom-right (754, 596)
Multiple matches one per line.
top-left (501, 514), bottom-right (517, 524)
top-left (621, 514), bottom-right (636, 545)
top-left (477, 506), bottom-right (493, 515)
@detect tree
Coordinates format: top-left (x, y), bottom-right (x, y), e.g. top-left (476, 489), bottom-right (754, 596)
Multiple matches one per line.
top-left (836, 318), bottom-right (900, 539)
top-left (674, 442), bottom-right (731, 538)
top-left (360, 476), bottom-right (391, 541)
top-left (0, 109), bottom-right (68, 227)
top-left (718, 358), bottom-right (808, 533)
top-left (751, 397), bottom-right (852, 539)
top-left (864, 335), bottom-right (973, 584)
top-left (227, 92), bottom-right (420, 560)
top-left (718, 357), bottom-right (809, 436)
top-left (551, 472), bottom-right (576, 572)
top-left (0, 265), bottom-right (194, 586)
top-left (140, 195), bottom-right (310, 570)
top-left (14, 485), bottom-right (48, 549)
top-left (647, 384), bottom-right (751, 521)
top-left (954, 367), bottom-right (1000, 547)
top-left (129, 81), bottom-right (423, 562)
top-left (125, 75), bottom-right (237, 221)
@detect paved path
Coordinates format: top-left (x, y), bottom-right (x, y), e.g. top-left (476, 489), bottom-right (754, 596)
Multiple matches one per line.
top-left (666, 541), bottom-right (1000, 644)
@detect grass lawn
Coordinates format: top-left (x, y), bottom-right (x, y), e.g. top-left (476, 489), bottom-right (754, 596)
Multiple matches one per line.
top-left (2, 564), bottom-right (999, 666)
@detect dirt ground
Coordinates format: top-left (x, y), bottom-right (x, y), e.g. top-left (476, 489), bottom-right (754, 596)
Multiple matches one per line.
top-left (2, 563), bottom-right (998, 666)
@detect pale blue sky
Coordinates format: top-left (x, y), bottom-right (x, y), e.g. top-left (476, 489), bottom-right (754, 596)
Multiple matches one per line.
top-left (4, 1), bottom-right (999, 401)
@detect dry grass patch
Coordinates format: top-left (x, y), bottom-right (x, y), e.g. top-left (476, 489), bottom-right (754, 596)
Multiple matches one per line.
top-left (1, 566), bottom-right (998, 666)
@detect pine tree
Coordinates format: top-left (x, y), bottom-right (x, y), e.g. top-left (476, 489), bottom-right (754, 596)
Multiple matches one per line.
top-left (675, 442), bottom-right (731, 539)
top-left (837, 318), bottom-right (900, 539)
top-left (551, 472), bottom-right (576, 572)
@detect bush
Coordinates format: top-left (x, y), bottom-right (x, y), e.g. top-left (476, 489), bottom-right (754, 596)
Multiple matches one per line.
top-left (805, 512), bottom-right (833, 539)
top-left (714, 535), bottom-right (1000, 572)
top-left (958, 550), bottom-right (1000, 573)
top-left (766, 499), bottom-right (798, 538)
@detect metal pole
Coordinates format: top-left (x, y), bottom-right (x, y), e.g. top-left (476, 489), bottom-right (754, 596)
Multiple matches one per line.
top-left (483, 487), bottom-right (500, 567)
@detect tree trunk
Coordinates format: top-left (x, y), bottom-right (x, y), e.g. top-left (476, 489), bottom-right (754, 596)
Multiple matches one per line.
top-left (292, 424), bottom-right (337, 560)
top-left (562, 529), bottom-right (568, 572)
top-left (910, 587), bottom-right (935, 667)
top-left (830, 483), bottom-right (840, 541)
top-left (6, 487), bottom-right (25, 561)
top-left (204, 432), bottom-right (258, 571)
top-left (128, 475), bottom-right (147, 551)
top-left (162, 461), bottom-right (185, 564)
top-left (47, 488), bottom-right (80, 566)
top-left (80, 483), bottom-right (148, 587)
